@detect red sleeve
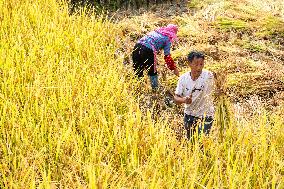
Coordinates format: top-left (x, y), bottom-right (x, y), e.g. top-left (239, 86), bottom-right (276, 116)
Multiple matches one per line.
top-left (164, 54), bottom-right (176, 70)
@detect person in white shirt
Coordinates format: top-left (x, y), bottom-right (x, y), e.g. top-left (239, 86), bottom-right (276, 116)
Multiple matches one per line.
top-left (174, 51), bottom-right (215, 140)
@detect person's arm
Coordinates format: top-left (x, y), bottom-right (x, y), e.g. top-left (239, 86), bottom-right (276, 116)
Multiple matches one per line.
top-left (174, 76), bottom-right (192, 105)
top-left (163, 40), bottom-right (171, 56)
top-left (164, 55), bottom-right (179, 76)
top-left (163, 40), bottom-right (179, 76)
top-left (174, 94), bottom-right (192, 105)
top-left (164, 54), bottom-right (176, 70)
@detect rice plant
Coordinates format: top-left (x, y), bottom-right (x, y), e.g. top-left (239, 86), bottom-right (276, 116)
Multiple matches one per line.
top-left (0, 0), bottom-right (283, 188)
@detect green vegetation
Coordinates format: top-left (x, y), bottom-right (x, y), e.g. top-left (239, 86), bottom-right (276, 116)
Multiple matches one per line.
top-left (234, 40), bottom-right (268, 52)
top-left (215, 17), bottom-right (249, 31)
top-left (256, 15), bottom-right (284, 38)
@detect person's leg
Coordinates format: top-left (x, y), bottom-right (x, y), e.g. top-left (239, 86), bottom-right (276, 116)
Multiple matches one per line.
top-left (184, 114), bottom-right (199, 140)
top-left (149, 74), bottom-right (158, 90)
top-left (184, 114), bottom-right (191, 139)
top-left (132, 44), bottom-right (158, 90)
top-left (144, 50), bottom-right (158, 90)
top-left (203, 116), bottom-right (213, 135)
top-left (132, 44), bottom-right (145, 78)
top-left (198, 116), bottom-right (214, 136)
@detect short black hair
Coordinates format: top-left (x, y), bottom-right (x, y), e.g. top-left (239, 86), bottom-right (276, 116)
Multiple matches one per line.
top-left (187, 51), bottom-right (205, 62)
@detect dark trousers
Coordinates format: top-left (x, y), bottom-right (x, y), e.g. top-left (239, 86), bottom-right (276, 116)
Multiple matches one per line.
top-left (132, 43), bottom-right (157, 77)
top-left (184, 114), bottom-right (213, 140)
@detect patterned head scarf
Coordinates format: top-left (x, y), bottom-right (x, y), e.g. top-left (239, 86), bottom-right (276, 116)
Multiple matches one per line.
top-left (155, 24), bottom-right (178, 42)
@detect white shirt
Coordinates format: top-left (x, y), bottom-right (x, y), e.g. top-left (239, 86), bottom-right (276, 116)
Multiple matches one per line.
top-left (175, 70), bottom-right (215, 117)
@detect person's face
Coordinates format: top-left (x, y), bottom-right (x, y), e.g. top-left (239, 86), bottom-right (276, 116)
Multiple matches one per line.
top-left (189, 57), bottom-right (204, 74)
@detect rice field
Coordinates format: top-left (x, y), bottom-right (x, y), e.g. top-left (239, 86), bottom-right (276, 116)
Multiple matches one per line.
top-left (0, 0), bottom-right (283, 188)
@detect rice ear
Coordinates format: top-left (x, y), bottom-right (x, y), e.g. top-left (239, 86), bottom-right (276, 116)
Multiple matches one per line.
top-left (213, 69), bottom-right (228, 96)
top-left (213, 69), bottom-right (233, 141)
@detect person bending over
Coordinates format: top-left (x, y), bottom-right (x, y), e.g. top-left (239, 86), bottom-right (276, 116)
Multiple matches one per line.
top-left (132, 24), bottom-right (180, 90)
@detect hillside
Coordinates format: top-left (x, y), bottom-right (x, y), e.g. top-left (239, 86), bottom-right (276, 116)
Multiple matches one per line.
top-left (115, 0), bottom-right (284, 114)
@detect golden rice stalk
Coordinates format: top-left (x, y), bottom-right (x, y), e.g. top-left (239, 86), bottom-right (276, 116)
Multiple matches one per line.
top-left (213, 69), bottom-right (233, 142)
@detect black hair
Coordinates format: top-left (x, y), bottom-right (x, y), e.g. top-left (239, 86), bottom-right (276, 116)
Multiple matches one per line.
top-left (187, 51), bottom-right (205, 62)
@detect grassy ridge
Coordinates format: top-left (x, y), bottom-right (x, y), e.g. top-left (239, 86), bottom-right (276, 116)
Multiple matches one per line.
top-left (0, 0), bottom-right (283, 188)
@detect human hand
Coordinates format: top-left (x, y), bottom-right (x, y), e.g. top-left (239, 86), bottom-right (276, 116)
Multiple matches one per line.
top-left (173, 68), bottom-right (179, 76)
top-left (184, 95), bottom-right (192, 104)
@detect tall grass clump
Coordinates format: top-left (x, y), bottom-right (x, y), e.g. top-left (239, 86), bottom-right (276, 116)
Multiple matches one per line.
top-left (0, 0), bottom-right (284, 188)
